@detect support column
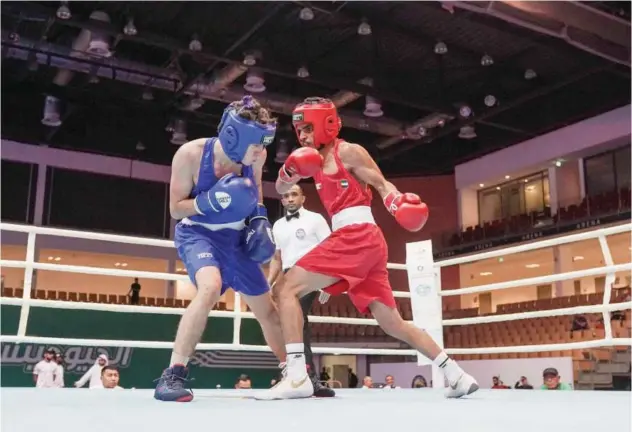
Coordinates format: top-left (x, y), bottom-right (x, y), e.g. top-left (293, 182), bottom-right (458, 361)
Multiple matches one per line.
top-left (166, 259), bottom-right (176, 299)
top-left (553, 246), bottom-right (574, 297)
top-left (33, 164), bottom-right (47, 226)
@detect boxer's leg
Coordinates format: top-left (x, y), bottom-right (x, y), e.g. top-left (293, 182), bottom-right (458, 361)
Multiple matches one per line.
top-left (232, 252), bottom-right (287, 363)
top-left (155, 225), bottom-right (225, 402)
top-left (299, 290), bottom-right (319, 374)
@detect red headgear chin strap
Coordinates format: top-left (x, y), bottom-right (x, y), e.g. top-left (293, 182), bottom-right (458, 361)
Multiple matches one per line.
top-left (292, 97), bottom-right (342, 149)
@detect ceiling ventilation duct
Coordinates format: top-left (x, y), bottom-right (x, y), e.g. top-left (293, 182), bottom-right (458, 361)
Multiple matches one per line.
top-left (244, 69), bottom-right (266, 93)
top-left (41, 95), bottom-right (63, 127)
top-left (5, 36), bottom-right (425, 139)
top-left (363, 95), bottom-right (384, 118)
top-left (450, 1), bottom-right (630, 66)
top-left (170, 119), bottom-right (188, 145)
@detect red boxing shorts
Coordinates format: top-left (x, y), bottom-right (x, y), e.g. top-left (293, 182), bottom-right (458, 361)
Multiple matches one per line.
top-left (295, 223), bottom-right (396, 314)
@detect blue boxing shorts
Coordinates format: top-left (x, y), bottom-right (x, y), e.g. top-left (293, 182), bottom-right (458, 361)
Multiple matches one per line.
top-left (174, 221), bottom-right (269, 296)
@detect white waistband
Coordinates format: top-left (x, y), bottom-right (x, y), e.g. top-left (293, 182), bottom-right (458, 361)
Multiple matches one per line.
top-left (181, 217), bottom-right (245, 231)
top-left (331, 206), bottom-right (376, 231)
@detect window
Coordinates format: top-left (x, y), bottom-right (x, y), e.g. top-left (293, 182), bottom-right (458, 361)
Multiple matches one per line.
top-left (584, 152), bottom-right (616, 196)
top-left (478, 171), bottom-right (549, 223)
top-left (478, 189), bottom-right (502, 223)
top-left (45, 168), bottom-right (169, 238)
top-left (614, 145), bottom-right (631, 190)
top-left (1, 160), bottom-right (36, 223)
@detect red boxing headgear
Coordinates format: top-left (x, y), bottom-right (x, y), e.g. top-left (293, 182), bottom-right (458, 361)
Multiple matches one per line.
top-left (292, 97), bottom-right (341, 148)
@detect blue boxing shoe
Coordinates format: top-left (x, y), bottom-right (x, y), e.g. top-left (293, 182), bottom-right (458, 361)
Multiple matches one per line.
top-left (153, 364), bottom-right (194, 402)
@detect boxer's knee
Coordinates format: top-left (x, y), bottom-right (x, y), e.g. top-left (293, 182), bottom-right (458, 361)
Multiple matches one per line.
top-left (369, 301), bottom-right (407, 339)
top-left (193, 266), bottom-right (222, 309)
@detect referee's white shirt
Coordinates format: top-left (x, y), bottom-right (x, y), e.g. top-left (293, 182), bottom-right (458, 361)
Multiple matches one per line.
top-left (272, 207), bottom-right (331, 270)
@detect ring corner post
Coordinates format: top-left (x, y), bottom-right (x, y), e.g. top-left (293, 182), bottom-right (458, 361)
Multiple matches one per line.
top-left (405, 240), bottom-right (444, 389)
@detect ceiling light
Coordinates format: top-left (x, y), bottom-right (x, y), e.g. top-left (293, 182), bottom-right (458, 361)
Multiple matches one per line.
top-left (524, 179), bottom-right (529, 183)
top-left (479, 272), bottom-right (493, 276)
top-left (573, 256), bottom-right (584, 261)
top-left (524, 68), bottom-right (537, 80)
top-left (48, 256), bottom-right (54, 261)
top-left (189, 35), bottom-right (202, 52)
top-left (123, 18), bottom-right (137, 36)
top-left (115, 262), bottom-right (128, 267)
top-left (47, 256), bottom-right (61, 261)
top-left (458, 105), bottom-right (472, 118)
top-left (299, 7), bottom-right (314, 21)
top-left (525, 264), bottom-right (540, 268)
top-left (297, 66), bottom-right (309, 78)
top-left (481, 54), bottom-right (494, 66)
top-left (555, 160), bottom-right (562, 167)
top-left (54, 257), bottom-right (61, 261)
top-left (358, 20), bottom-right (372, 36)
top-left (56, 1), bottom-right (71, 20)
top-left (496, 186), bottom-right (500, 190)
top-left (505, 175), bottom-right (510, 179)
top-left (434, 41), bottom-right (448, 55)
top-left (484, 95), bottom-right (497, 107)
top-left (479, 183), bottom-right (484, 188)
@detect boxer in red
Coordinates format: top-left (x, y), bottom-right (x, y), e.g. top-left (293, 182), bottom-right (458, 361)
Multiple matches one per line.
top-left (255, 97), bottom-right (478, 400)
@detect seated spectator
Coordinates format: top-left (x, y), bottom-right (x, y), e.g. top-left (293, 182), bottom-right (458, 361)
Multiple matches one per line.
top-left (491, 376), bottom-right (510, 389)
top-left (361, 376), bottom-right (374, 389)
top-left (541, 367), bottom-right (572, 390)
top-left (235, 374), bottom-right (252, 389)
top-left (412, 375), bottom-right (428, 388)
top-left (514, 376), bottom-right (533, 389)
top-left (100, 366), bottom-right (123, 390)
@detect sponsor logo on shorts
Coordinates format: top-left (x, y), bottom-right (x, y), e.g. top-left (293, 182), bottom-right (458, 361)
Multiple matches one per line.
top-left (315, 183), bottom-right (322, 190)
top-left (261, 135), bottom-right (275, 145)
top-left (197, 252), bottom-right (213, 259)
top-left (1, 343), bottom-right (133, 374)
top-left (214, 191), bottom-right (232, 209)
top-left (340, 179), bottom-right (349, 189)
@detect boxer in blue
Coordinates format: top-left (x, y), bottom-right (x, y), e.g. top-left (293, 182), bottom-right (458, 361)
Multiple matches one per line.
top-left (154, 96), bottom-right (283, 402)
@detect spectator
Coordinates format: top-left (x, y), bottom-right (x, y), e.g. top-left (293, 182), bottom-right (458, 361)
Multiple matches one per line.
top-left (491, 376), bottom-right (510, 389)
top-left (75, 354), bottom-right (108, 388)
top-left (412, 375), bottom-right (428, 388)
top-left (541, 367), bottom-right (572, 390)
top-left (101, 366), bottom-right (123, 389)
top-left (33, 348), bottom-right (59, 388)
top-left (348, 368), bottom-right (359, 388)
top-left (235, 374), bottom-right (252, 389)
top-left (319, 367), bottom-right (331, 383)
top-left (362, 376), bottom-right (374, 389)
top-left (54, 352), bottom-right (65, 388)
top-left (514, 376), bottom-right (533, 389)
top-left (128, 278), bottom-right (141, 305)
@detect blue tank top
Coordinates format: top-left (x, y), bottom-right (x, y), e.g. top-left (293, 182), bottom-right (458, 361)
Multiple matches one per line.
top-left (188, 138), bottom-right (255, 225)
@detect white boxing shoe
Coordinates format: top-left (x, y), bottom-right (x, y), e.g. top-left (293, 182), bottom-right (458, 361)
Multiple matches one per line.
top-left (255, 373), bottom-right (314, 400)
top-left (445, 372), bottom-right (479, 398)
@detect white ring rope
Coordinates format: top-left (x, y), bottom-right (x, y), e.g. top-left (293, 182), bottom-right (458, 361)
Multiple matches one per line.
top-left (1, 222), bottom-right (631, 355)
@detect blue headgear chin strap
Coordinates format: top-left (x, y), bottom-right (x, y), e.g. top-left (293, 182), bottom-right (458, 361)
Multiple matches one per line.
top-left (217, 97), bottom-right (276, 164)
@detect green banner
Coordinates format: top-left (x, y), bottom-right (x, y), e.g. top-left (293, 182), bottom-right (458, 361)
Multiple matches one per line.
top-left (1, 305), bottom-right (279, 389)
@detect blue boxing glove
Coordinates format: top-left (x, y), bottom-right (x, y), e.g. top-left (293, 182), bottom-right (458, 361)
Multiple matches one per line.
top-left (194, 174), bottom-right (258, 221)
top-left (243, 204), bottom-right (276, 264)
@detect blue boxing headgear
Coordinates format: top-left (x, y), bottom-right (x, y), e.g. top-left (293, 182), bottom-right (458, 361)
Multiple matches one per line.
top-left (217, 97), bottom-right (276, 164)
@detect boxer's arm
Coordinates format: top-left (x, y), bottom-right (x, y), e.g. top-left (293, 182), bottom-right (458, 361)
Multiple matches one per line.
top-left (169, 142), bottom-right (200, 220)
top-left (338, 142), bottom-right (398, 199)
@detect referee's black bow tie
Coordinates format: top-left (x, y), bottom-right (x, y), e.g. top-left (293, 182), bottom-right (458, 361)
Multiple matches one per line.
top-left (286, 212), bottom-right (300, 221)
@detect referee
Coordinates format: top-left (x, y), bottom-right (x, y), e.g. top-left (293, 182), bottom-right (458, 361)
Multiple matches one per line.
top-left (268, 184), bottom-right (335, 397)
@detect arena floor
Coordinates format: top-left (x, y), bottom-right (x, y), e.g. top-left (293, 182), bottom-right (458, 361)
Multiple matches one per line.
top-left (2, 387), bottom-right (630, 432)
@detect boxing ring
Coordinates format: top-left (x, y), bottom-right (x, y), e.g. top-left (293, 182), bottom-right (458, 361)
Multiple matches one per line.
top-left (1, 221), bottom-right (631, 432)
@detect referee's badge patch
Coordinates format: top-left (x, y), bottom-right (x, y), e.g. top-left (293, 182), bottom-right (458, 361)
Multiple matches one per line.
top-left (295, 228), bottom-right (306, 239)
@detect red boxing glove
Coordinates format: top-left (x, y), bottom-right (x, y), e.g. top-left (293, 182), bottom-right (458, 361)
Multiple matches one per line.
top-left (279, 147), bottom-right (323, 183)
top-left (383, 191), bottom-right (429, 232)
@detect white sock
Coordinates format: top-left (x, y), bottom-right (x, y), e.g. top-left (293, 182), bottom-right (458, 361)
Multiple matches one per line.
top-left (170, 352), bottom-right (190, 367)
top-left (433, 351), bottom-right (462, 384)
top-left (285, 343), bottom-right (307, 379)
